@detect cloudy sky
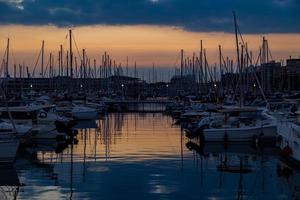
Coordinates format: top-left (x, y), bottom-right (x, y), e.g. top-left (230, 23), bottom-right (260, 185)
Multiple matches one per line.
top-left (0, 0), bottom-right (299, 75)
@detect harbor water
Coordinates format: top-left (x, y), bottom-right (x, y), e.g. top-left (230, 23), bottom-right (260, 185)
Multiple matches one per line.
top-left (3, 113), bottom-right (299, 200)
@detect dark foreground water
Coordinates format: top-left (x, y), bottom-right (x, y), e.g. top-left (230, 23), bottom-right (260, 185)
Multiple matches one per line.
top-left (2, 113), bottom-right (300, 200)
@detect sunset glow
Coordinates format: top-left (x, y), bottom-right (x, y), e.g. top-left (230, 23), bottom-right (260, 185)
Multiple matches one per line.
top-left (1, 25), bottom-right (299, 71)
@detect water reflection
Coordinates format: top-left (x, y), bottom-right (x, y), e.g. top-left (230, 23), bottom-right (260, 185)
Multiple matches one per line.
top-left (3, 113), bottom-right (300, 199)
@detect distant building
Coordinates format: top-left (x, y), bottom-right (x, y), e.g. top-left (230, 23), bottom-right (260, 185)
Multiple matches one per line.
top-left (259, 61), bottom-right (282, 93)
top-left (286, 58), bottom-right (300, 91)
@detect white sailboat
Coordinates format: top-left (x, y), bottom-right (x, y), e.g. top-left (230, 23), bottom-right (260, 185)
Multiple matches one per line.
top-left (198, 107), bottom-right (277, 142)
top-left (278, 111), bottom-right (300, 164)
top-left (0, 105), bottom-right (71, 140)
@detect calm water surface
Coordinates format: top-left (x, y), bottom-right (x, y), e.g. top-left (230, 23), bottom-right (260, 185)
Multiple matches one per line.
top-left (3, 113), bottom-right (300, 199)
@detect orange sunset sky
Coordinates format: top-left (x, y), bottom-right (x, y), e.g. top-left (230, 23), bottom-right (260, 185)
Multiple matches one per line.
top-left (1, 25), bottom-right (299, 71)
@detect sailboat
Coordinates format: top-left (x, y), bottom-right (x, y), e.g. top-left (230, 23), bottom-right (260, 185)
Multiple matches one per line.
top-left (0, 38), bottom-right (20, 164)
top-left (59, 30), bottom-right (98, 121)
top-left (191, 13), bottom-right (277, 143)
top-left (278, 110), bottom-right (300, 164)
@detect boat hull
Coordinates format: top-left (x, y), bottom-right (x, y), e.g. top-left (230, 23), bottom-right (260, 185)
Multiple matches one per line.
top-left (0, 140), bottom-right (19, 164)
top-left (203, 125), bottom-right (277, 142)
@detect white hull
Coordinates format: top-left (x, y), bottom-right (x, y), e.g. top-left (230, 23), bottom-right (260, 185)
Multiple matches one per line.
top-left (278, 120), bottom-right (300, 162)
top-left (31, 124), bottom-right (65, 139)
top-left (203, 124), bottom-right (277, 142)
top-left (0, 140), bottom-right (19, 164)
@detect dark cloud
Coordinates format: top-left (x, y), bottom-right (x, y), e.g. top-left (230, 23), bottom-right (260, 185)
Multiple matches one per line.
top-left (0, 0), bottom-right (299, 33)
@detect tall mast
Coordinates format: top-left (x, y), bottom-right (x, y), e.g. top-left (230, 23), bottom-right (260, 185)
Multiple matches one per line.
top-left (180, 49), bottom-right (184, 78)
top-left (219, 45), bottom-right (222, 81)
top-left (200, 40), bottom-right (203, 87)
top-left (233, 11), bottom-right (242, 107)
top-left (219, 45), bottom-right (223, 95)
top-left (204, 49), bottom-right (207, 86)
top-left (58, 50), bottom-right (61, 77)
top-left (69, 29), bottom-right (73, 79)
top-left (6, 38), bottom-right (10, 78)
top-left (192, 52), bottom-right (195, 81)
top-left (83, 49), bottom-right (86, 84)
top-left (60, 44), bottom-right (63, 76)
top-left (66, 51), bottom-right (69, 77)
top-left (41, 40), bottom-right (44, 77)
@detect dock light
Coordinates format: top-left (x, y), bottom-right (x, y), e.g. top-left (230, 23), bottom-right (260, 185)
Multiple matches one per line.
top-left (214, 84), bottom-right (217, 88)
top-left (121, 84), bottom-right (124, 88)
top-left (80, 84), bottom-right (83, 88)
top-left (253, 84), bottom-right (256, 87)
top-left (166, 84), bottom-right (169, 88)
top-left (30, 84), bottom-right (33, 88)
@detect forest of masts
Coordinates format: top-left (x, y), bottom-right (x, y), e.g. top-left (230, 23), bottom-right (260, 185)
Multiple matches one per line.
top-left (1, 14), bottom-right (276, 87)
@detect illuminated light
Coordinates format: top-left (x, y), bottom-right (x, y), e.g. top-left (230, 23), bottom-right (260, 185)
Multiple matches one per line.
top-left (121, 84), bottom-right (124, 87)
top-left (80, 84), bottom-right (83, 88)
top-left (30, 84), bottom-right (33, 88)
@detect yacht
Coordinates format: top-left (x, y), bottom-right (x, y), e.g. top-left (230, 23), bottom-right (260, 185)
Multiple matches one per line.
top-left (0, 105), bottom-right (72, 140)
top-left (189, 107), bottom-right (277, 142)
top-left (56, 101), bottom-right (98, 120)
top-left (278, 111), bottom-right (300, 164)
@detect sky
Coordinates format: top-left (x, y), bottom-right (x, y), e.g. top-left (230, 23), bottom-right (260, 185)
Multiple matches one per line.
top-left (0, 0), bottom-right (299, 78)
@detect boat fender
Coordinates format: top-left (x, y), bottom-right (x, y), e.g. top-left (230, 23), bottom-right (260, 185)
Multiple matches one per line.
top-left (38, 111), bottom-right (47, 119)
top-left (281, 145), bottom-right (293, 157)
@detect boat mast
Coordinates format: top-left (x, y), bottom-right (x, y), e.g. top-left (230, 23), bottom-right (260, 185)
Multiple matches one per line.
top-left (60, 44), bottom-right (63, 76)
top-left (219, 45), bottom-right (223, 96)
top-left (200, 40), bottom-right (203, 91)
top-left (6, 38), bottom-right (10, 78)
top-left (69, 29), bottom-right (73, 80)
top-left (41, 40), bottom-right (44, 77)
top-left (69, 29), bottom-right (73, 95)
top-left (233, 11), bottom-right (243, 107)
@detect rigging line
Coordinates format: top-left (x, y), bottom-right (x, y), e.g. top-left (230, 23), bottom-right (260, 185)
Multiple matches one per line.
top-left (0, 49), bottom-right (7, 77)
top-left (0, 62), bottom-right (4, 77)
top-left (237, 26), bottom-right (268, 104)
top-left (43, 56), bottom-right (50, 77)
top-left (52, 56), bottom-right (59, 77)
top-left (32, 46), bottom-right (42, 77)
top-left (72, 33), bottom-right (83, 61)
top-left (205, 58), bottom-right (215, 83)
top-left (221, 55), bottom-right (236, 92)
top-left (173, 50), bottom-right (181, 68)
